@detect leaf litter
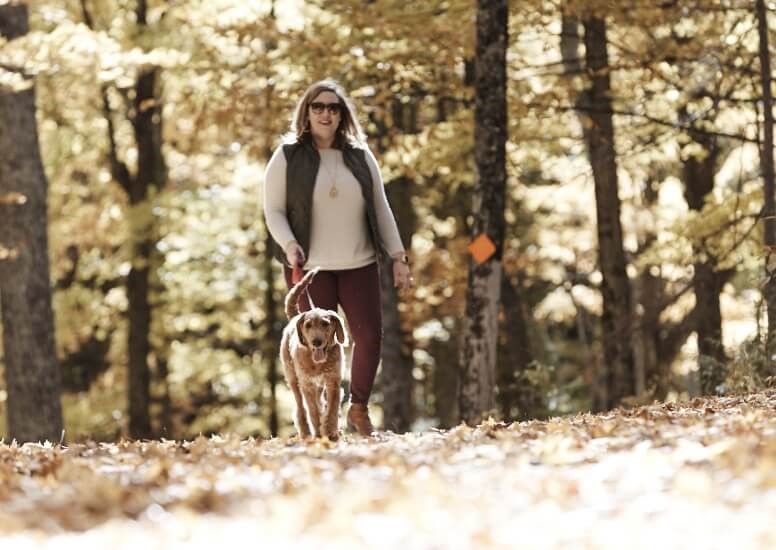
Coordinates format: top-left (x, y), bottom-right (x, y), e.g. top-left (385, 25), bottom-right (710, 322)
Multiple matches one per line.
top-left (0, 391), bottom-right (774, 549)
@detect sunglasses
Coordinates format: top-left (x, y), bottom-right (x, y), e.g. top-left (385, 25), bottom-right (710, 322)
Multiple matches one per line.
top-left (309, 101), bottom-right (342, 115)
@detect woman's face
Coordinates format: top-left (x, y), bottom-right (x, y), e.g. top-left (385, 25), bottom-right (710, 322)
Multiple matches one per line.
top-left (308, 91), bottom-right (342, 144)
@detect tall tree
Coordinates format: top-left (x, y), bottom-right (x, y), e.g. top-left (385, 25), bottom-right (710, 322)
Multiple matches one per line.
top-left (257, 79), bottom-right (280, 438)
top-left (459, 0), bottom-right (508, 424)
top-left (757, 0), bottom-right (776, 370)
top-left (260, 224), bottom-right (280, 437)
top-left (580, 15), bottom-right (635, 409)
top-left (375, 96), bottom-right (419, 433)
top-left (632, 174), bottom-right (661, 397)
top-left (0, 2), bottom-right (63, 443)
top-left (127, 17), bottom-right (165, 440)
top-left (81, 0), bottom-right (165, 438)
top-left (379, 176), bottom-right (416, 433)
top-left (680, 127), bottom-right (727, 393)
top-left (560, 9), bottom-right (606, 408)
top-left (497, 275), bottom-right (538, 420)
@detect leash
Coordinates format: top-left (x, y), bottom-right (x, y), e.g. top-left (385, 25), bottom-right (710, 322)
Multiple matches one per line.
top-left (292, 264), bottom-right (316, 309)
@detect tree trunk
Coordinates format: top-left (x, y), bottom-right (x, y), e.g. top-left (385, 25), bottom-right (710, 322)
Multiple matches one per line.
top-left (258, 25), bottom-right (281, 438)
top-left (261, 225), bottom-right (280, 437)
top-left (580, 17), bottom-right (635, 410)
top-left (560, 11), bottom-right (626, 410)
top-left (0, 3), bottom-right (64, 443)
top-left (560, 12), bottom-right (583, 76)
top-left (155, 352), bottom-right (172, 437)
top-left (126, 235), bottom-right (152, 438)
top-left (693, 262), bottom-right (726, 392)
top-left (379, 255), bottom-right (413, 432)
top-left (757, 0), bottom-right (776, 375)
top-left (567, 283), bottom-right (603, 407)
top-left (459, 0), bottom-right (508, 425)
top-left (561, 11), bottom-right (606, 408)
top-left (681, 134), bottom-right (726, 394)
top-left (127, 66), bottom-right (165, 439)
top-left (370, 94), bottom-right (418, 433)
top-left (432, 333), bottom-right (459, 429)
top-left (634, 260), bottom-right (665, 396)
top-left (633, 176), bottom-right (664, 398)
top-left (379, 177), bottom-right (415, 433)
top-left (498, 275), bottom-right (538, 420)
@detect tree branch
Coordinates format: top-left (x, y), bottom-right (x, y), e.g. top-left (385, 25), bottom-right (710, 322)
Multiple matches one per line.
top-left (79, 0), bottom-right (131, 194)
top-left (531, 101), bottom-right (757, 143)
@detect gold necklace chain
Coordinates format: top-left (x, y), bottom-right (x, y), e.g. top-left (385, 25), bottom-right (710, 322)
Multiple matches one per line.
top-left (319, 153), bottom-right (339, 199)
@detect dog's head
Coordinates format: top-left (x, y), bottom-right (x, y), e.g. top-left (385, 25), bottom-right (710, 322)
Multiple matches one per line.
top-left (296, 308), bottom-right (348, 364)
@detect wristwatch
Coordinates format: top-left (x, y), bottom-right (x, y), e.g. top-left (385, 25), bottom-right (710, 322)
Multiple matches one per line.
top-left (394, 253), bottom-right (409, 264)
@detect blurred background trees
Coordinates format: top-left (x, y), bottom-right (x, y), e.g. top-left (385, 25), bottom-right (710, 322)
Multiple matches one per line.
top-left (0, 0), bottom-right (774, 441)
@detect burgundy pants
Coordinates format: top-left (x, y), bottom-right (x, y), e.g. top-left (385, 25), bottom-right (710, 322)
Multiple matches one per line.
top-left (284, 262), bottom-right (382, 405)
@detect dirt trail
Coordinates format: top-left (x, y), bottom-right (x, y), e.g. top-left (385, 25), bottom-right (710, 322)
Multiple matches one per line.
top-left (1, 391), bottom-right (774, 549)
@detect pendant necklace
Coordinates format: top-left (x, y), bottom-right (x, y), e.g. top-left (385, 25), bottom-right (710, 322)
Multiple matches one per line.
top-left (320, 154), bottom-right (339, 199)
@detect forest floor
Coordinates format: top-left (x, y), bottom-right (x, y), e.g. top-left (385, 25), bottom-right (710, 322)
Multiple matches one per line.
top-left (0, 391), bottom-right (774, 550)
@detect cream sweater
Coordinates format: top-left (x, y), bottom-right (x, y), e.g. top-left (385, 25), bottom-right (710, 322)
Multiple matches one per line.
top-left (263, 145), bottom-right (405, 271)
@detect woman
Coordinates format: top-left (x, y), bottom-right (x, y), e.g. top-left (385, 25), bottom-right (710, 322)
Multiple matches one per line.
top-left (263, 79), bottom-right (412, 437)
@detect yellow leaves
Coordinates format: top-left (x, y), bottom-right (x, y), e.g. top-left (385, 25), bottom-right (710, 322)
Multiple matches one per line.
top-left (0, 9), bottom-right (190, 88)
top-left (679, 141), bottom-right (711, 162)
top-left (590, 419), bottom-right (618, 438)
top-left (140, 48), bottom-right (191, 70)
top-left (0, 67), bottom-right (32, 93)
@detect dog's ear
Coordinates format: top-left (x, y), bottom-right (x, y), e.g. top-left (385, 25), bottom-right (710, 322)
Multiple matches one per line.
top-left (296, 314), bottom-right (307, 346)
top-left (330, 313), bottom-right (348, 346)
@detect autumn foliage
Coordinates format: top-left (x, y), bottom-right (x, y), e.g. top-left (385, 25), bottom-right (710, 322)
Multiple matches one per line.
top-left (0, 0), bottom-right (774, 440)
top-left (0, 391), bottom-right (774, 547)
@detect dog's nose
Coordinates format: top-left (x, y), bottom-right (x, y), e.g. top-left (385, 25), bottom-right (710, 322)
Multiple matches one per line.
top-left (312, 338), bottom-right (323, 347)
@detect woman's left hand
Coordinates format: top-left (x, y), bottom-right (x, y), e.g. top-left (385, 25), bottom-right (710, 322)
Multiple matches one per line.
top-left (393, 259), bottom-right (412, 291)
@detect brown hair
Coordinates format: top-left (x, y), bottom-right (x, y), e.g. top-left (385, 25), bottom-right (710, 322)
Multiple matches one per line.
top-left (285, 79), bottom-right (366, 148)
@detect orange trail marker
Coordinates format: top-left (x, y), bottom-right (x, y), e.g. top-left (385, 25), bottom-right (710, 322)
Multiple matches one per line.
top-left (468, 233), bottom-right (496, 264)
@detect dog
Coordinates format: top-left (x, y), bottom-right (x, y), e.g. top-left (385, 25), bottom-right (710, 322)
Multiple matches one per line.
top-left (280, 268), bottom-right (348, 440)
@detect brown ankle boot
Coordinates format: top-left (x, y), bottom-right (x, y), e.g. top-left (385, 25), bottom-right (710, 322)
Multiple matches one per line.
top-left (347, 403), bottom-right (375, 437)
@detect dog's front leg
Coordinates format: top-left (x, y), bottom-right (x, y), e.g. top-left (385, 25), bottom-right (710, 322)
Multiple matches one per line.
top-left (290, 381), bottom-right (311, 439)
top-left (322, 379), bottom-right (341, 440)
top-left (301, 384), bottom-right (322, 438)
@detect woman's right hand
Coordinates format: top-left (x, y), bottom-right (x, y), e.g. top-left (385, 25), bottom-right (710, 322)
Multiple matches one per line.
top-left (285, 241), bottom-right (305, 267)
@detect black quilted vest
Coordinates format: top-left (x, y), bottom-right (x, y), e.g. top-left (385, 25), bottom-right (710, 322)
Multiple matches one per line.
top-left (271, 140), bottom-right (387, 266)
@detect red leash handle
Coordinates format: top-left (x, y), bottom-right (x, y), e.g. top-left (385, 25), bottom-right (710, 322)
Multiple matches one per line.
top-left (292, 264), bottom-right (303, 284)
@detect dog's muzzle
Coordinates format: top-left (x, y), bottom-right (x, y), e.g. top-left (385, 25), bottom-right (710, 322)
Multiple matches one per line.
top-left (311, 339), bottom-right (327, 363)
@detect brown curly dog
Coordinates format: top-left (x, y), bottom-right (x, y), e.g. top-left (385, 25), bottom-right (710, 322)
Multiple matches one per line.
top-left (280, 268), bottom-right (348, 440)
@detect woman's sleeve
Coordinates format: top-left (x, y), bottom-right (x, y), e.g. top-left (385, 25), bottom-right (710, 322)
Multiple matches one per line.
top-left (263, 146), bottom-right (297, 251)
top-left (364, 147), bottom-right (405, 256)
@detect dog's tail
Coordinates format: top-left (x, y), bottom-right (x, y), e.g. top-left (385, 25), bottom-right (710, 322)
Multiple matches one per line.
top-left (285, 267), bottom-right (319, 320)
